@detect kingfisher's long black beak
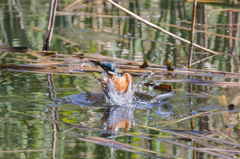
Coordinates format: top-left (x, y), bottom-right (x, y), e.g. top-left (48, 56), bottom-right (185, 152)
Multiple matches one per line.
top-left (89, 60), bottom-right (101, 66)
top-left (89, 60), bottom-right (109, 73)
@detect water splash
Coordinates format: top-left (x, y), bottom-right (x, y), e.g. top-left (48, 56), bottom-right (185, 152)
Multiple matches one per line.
top-left (137, 70), bottom-right (156, 92)
top-left (101, 73), bottom-right (135, 107)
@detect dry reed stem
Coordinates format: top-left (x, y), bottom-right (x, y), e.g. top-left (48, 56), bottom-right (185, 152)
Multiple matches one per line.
top-left (0, 72), bottom-right (25, 83)
top-left (137, 124), bottom-right (235, 158)
top-left (179, 20), bottom-right (240, 27)
top-left (229, 94), bottom-right (240, 107)
top-left (29, 26), bottom-right (77, 45)
top-left (219, 94), bottom-right (228, 106)
top-left (2, 59), bottom-right (240, 80)
top-left (0, 149), bottom-right (45, 153)
top-left (77, 138), bottom-right (164, 158)
top-left (75, 47), bottom-right (81, 53)
top-left (191, 54), bottom-right (216, 65)
top-left (57, 11), bottom-right (131, 18)
top-left (107, 0), bottom-right (224, 56)
top-left (194, 133), bottom-right (240, 148)
top-left (0, 52), bottom-right (8, 58)
top-left (200, 109), bottom-right (239, 117)
top-left (188, 0), bottom-right (197, 68)
top-left (154, 78), bottom-right (240, 86)
top-left (62, 0), bottom-right (83, 11)
top-left (160, 109), bottom-right (216, 126)
top-left (188, 0), bottom-right (221, 2)
top-left (3, 52), bottom-right (240, 79)
top-left (199, 148), bottom-right (240, 153)
top-left (90, 136), bottom-right (158, 154)
top-left (159, 22), bottom-right (240, 41)
top-left (5, 58), bottom-right (61, 65)
top-left (43, 0), bottom-right (58, 51)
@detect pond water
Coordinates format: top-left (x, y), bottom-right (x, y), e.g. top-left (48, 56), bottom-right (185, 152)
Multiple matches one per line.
top-left (1, 0), bottom-right (240, 158)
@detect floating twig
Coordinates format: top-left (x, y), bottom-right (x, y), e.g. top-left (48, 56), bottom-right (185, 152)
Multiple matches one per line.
top-left (144, 83), bottom-right (173, 92)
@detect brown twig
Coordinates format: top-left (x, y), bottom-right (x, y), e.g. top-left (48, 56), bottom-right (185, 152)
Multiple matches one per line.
top-left (62, 0), bottom-right (83, 11)
top-left (191, 54), bottom-right (216, 66)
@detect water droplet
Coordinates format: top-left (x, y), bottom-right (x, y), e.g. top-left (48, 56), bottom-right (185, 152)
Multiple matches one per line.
top-left (151, 57), bottom-right (155, 61)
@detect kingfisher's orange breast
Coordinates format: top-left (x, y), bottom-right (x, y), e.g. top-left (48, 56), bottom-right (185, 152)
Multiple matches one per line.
top-left (101, 73), bottom-right (132, 95)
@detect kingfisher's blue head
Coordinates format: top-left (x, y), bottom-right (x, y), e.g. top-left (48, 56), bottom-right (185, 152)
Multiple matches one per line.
top-left (102, 62), bottom-right (116, 73)
top-left (89, 60), bottom-right (116, 74)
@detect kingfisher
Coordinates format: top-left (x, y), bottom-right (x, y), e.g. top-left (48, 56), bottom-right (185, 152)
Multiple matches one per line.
top-left (90, 60), bottom-right (132, 99)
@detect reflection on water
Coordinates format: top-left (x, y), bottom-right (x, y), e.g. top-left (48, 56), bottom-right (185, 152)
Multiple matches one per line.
top-left (101, 106), bottom-right (133, 131)
top-left (58, 90), bottom-right (175, 133)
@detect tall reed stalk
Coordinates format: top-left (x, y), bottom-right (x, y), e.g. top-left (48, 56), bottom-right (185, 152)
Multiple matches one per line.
top-left (42, 0), bottom-right (58, 51)
top-left (188, 0), bottom-right (197, 68)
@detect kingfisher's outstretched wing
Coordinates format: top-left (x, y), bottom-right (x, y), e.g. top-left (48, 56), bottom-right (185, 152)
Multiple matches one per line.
top-left (101, 77), bottom-right (111, 99)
